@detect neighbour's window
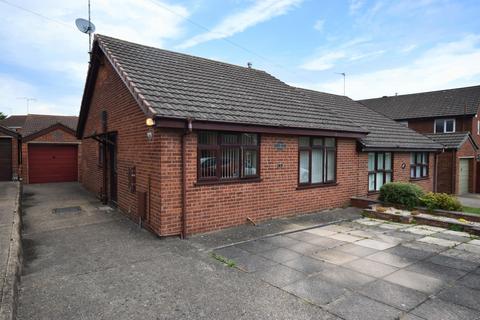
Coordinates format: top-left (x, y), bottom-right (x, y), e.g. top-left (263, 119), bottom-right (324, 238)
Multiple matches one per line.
top-left (434, 119), bottom-right (455, 133)
top-left (197, 131), bottom-right (259, 181)
top-left (298, 137), bottom-right (336, 185)
top-left (368, 152), bottom-right (393, 192)
top-left (410, 152), bottom-right (429, 178)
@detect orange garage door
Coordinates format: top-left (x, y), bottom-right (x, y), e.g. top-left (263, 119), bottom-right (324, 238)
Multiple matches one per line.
top-left (28, 144), bottom-right (78, 183)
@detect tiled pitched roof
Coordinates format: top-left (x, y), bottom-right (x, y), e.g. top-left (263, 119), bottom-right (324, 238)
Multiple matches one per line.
top-left (0, 115), bottom-right (27, 128)
top-left (93, 35), bottom-right (367, 134)
top-left (0, 125), bottom-right (19, 138)
top-left (425, 132), bottom-right (478, 150)
top-left (20, 114), bottom-right (78, 137)
top-left (296, 88), bottom-right (442, 150)
top-left (358, 86), bottom-right (480, 120)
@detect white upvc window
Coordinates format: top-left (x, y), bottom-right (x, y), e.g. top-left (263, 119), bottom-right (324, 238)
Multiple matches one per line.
top-left (477, 119), bottom-right (480, 135)
top-left (434, 118), bottom-right (455, 133)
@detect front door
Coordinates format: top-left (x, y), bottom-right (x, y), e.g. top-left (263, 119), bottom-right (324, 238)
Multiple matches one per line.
top-left (459, 159), bottom-right (470, 194)
top-left (108, 133), bottom-right (117, 204)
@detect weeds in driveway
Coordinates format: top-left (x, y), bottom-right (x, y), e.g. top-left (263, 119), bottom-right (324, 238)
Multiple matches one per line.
top-left (211, 253), bottom-right (236, 268)
top-left (449, 224), bottom-right (464, 232)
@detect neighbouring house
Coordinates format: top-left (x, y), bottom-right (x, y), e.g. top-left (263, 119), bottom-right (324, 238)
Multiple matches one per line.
top-left (359, 86), bottom-right (480, 195)
top-left (0, 125), bottom-right (20, 181)
top-left (0, 114), bottom-right (80, 183)
top-left (76, 35), bottom-right (441, 237)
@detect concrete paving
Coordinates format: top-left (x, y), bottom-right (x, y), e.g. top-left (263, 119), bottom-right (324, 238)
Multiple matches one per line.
top-left (458, 193), bottom-right (480, 208)
top-left (0, 182), bottom-right (18, 290)
top-left (16, 183), bottom-right (480, 319)
top-left (216, 218), bottom-right (480, 320)
top-left (18, 182), bottom-right (355, 320)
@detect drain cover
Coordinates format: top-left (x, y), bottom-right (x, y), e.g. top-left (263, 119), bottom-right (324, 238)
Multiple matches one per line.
top-left (52, 206), bottom-right (82, 215)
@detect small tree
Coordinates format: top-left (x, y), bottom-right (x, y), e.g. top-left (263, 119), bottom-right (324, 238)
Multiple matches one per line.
top-left (0, 112), bottom-right (6, 120)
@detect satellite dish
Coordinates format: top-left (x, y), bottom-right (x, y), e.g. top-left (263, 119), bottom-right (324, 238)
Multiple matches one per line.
top-left (75, 18), bottom-right (95, 34)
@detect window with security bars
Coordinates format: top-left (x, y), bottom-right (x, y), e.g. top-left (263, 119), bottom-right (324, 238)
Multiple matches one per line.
top-left (198, 131), bottom-right (259, 181)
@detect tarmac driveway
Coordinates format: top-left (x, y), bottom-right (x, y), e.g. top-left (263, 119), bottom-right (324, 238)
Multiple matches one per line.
top-left (18, 183), bottom-right (480, 320)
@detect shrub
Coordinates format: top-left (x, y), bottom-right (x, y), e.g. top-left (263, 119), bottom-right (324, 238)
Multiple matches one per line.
top-left (379, 182), bottom-right (424, 210)
top-left (420, 192), bottom-right (462, 212)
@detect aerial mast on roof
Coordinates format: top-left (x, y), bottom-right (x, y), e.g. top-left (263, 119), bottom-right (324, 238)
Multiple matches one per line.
top-left (75, 0), bottom-right (96, 53)
top-left (16, 97), bottom-right (36, 114)
top-left (335, 72), bottom-right (346, 96)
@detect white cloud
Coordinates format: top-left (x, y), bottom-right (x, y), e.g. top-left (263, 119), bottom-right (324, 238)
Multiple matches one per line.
top-left (349, 0), bottom-right (366, 14)
top-left (177, 0), bottom-right (302, 49)
top-left (401, 44), bottom-right (418, 53)
top-left (299, 37), bottom-right (379, 71)
top-left (300, 51), bottom-right (346, 71)
top-left (0, 0), bottom-right (190, 115)
top-left (294, 34), bottom-right (480, 99)
top-left (313, 19), bottom-right (325, 31)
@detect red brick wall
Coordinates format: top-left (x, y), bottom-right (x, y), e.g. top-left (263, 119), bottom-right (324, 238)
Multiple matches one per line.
top-left (79, 55), bottom-right (163, 233)
top-left (407, 116), bottom-right (474, 135)
top-left (21, 127), bottom-right (81, 184)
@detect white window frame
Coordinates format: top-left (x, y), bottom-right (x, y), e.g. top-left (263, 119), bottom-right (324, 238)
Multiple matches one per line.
top-left (477, 119), bottom-right (480, 135)
top-left (434, 118), bottom-right (455, 133)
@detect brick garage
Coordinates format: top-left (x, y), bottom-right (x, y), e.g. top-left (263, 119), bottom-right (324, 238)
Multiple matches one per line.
top-left (77, 35), bottom-right (441, 237)
top-left (0, 114), bottom-right (81, 184)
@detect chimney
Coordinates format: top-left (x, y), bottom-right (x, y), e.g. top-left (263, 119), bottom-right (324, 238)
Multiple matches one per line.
top-left (247, 62), bottom-right (252, 68)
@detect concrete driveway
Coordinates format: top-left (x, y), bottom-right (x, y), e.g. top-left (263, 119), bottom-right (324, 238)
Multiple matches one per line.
top-left (18, 183), bottom-right (480, 319)
top-left (458, 193), bottom-right (480, 208)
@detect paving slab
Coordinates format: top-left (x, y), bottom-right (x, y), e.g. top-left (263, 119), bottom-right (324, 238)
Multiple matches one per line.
top-left (404, 226), bottom-right (439, 236)
top-left (310, 248), bottom-right (358, 265)
top-left (348, 229), bottom-right (374, 238)
top-left (356, 239), bottom-right (397, 250)
top-left (366, 251), bottom-right (416, 268)
top-left (236, 239), bottom-right (278, 254)
top-left (254, 264), bottom-right (307, 288)
top-left (354, 218), bottom-right (383, 226)
top-left (326, 292), bottom-right (403, 320)
top-left (258, 247), bottom-right (303, 263)
top-left (427, 253), bottom-right (479, 271)
top-left (469, 239), bottom-right (480, 246)
top-left (336, 243), bottom-right (379, 257)
top-left (437, 285), bottom-right (480, 311)
top-left (263, 235), bottom-right (302, 248)
top-left (359, 280), bottom-right (428, 311)
top-left (283, 276), bottom-right (347, 306)
top-left (287, 241), bottom-right (319, 255)
top-left (283, 256), bottom-right (337, 275)
top-left (401, 241), bottom-right (445, 253)
top-left (440, 248), bottom-right (480, 264)
top-left (344, 258), bottom-right (398, 278)
top-left (411, 298), bottom-right (480, 320)
top-left (432, 232), bottom-right (471, 243)
top-left (418, 236), bottom-right (461, 247)
top-left (457, 272), bottom-right (480, 290)
top-left (315, 266), bottom-right (375, 289)
top-left (304, 236), bottom-right (346, 248)
top-left (456, 243), bottom-right (480, 255)
top-left (442, 230), bottom-right (472, 238)
top-left (328, 233), bottom-right (363, 243)
top-left (305, 227), bottom-right (338, 237)
top-left (213, 246), bottom-right (250, 260)
top-left (384, 270), bottom-right (444, 293)
top-left (234, 253), bottom-right (278, 272)
top-left (405, 261), bottom-right (467, 282)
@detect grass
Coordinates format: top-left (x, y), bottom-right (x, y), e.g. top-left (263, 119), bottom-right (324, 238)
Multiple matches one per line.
top-left (211, 253), bottom-right (236, 268)
top-left (462, 206), bottom-right (480, 215)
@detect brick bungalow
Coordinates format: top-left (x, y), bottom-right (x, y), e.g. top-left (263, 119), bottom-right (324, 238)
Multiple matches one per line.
top-left (0, 114), bottom-right (80, 183)
top-left (360, 86), bottom-right (480, 194)
top-left (76, 35), bottom-right (441, 237)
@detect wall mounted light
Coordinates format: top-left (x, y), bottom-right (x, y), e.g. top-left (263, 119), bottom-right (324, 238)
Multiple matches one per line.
top-left (146, 118), bottom-right (155, 127)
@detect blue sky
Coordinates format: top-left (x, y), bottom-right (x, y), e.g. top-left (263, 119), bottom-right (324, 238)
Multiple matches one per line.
top-left (1, 0), bottom-right (480, 116)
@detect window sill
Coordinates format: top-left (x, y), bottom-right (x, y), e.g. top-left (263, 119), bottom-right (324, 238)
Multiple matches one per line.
top-left (296, 182), bottom-right (338, 190)
top-left (410, 177), bottom-right (429, 182)
top-left (195, 177), bottom-right (262, 187)
top-left (367, 191), bottom-right (380, 195)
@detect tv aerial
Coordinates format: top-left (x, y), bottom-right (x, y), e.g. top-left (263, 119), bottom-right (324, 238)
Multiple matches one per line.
top-left (75, 0), bottom-right (96, 52)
